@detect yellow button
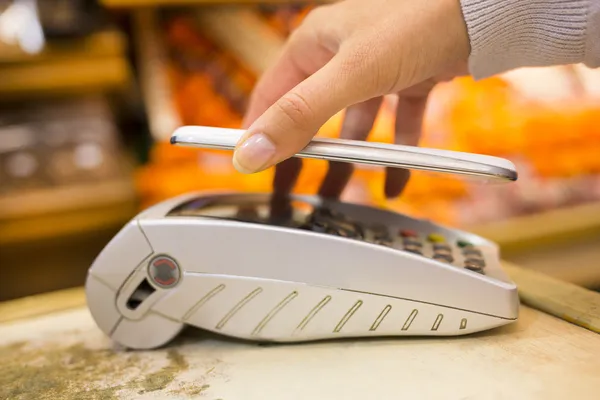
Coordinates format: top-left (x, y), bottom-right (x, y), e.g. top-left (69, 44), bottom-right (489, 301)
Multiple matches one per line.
top-left (427, 233), bottom-right (445, 243)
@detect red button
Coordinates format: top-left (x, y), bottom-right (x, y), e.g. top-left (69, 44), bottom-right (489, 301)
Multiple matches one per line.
top-left (400, 229), bottom-right (418, 237)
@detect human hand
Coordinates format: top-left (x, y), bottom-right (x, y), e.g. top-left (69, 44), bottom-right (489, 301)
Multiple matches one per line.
top-left (234, 0), bottom-right (471, 198)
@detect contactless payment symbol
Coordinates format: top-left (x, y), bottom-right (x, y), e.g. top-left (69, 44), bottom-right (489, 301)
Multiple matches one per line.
top-left (148, 255), bottom-right (181, 289)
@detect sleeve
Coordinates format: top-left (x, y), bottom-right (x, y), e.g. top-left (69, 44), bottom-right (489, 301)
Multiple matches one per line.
top-left (459, 0), bottom-right (600, 79)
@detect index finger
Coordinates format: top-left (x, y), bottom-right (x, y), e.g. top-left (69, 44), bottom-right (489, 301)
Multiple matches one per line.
top-left (241, 17), bottom-right (335, 193)
top-left (242, 26), bottom-right (335, 129)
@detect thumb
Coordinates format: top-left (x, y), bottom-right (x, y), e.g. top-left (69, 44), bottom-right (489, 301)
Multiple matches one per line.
top-left (233, 51), bottom-right (375, 174)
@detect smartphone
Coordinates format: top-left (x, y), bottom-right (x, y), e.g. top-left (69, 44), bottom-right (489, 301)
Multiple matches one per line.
top-left (170, 126), bottom-right (518, 183)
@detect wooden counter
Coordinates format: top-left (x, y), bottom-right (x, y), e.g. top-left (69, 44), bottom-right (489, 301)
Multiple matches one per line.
top-left (471, 201), bottom-right (600, 288)
top-left (1, 263), bottom-right (599, 399)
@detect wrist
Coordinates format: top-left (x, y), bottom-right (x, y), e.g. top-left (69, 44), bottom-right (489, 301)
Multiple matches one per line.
top-left (445, 0), bottom-right (472, 64)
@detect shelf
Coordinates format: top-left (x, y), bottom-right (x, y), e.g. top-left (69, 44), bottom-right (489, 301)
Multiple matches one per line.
top-left (0, 29), bottom-right (126, 64)
top-left (0, 202), bottom-right (136, 245)
top-left (0, 56), bottom-right (131, 99)
top-left (0, 205), bottom-right (135, 301)
top-left (0, 29), bottom-right (132, 99)
top-left (0, 180), bottom-right (137, 245)
top-left (0, 178), bottom-right (136, 218)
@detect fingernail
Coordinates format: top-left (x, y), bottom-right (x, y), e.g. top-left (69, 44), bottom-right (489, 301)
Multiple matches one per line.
top-left (233, 133), bottom-right (276, 173)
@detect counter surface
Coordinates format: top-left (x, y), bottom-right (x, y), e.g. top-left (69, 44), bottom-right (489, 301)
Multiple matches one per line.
top-left (1, 284), bottom-right (599, 400)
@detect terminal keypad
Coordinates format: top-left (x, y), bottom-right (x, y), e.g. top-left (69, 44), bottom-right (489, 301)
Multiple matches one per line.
top-left (301, 206), bottom-right (489, 276)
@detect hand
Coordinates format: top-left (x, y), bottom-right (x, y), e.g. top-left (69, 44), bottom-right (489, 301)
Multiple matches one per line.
top-left (234, 0), bottom-right (471, 198)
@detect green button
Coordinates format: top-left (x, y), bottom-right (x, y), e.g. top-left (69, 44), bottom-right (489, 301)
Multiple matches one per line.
top-left (457, 240), bottom-right (473, 248)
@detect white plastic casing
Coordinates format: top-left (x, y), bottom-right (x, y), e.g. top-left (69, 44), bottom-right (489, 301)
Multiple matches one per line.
top-left (85, 192), bottom-right (519, 349)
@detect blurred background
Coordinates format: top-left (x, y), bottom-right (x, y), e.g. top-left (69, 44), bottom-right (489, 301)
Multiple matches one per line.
top-left (1, 0), bottom-right (599, 302)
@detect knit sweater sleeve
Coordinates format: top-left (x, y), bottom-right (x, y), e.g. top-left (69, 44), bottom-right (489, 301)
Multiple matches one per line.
top-left (459, 0), bottom-right (600, 79)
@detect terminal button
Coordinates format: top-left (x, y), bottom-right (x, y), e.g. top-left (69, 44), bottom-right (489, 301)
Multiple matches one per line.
top-left (399, 229), bottom-right (418, 238)
top-left (433, 253), bottom-right (454, 263)
top-left (427, 233), bottom-right (445, 243)
top-left (457, 240), bottom-right (473, 248)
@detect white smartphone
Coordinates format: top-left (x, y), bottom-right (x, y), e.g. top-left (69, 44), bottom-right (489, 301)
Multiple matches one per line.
top-left (170, 125), bottom-right (518, 182)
